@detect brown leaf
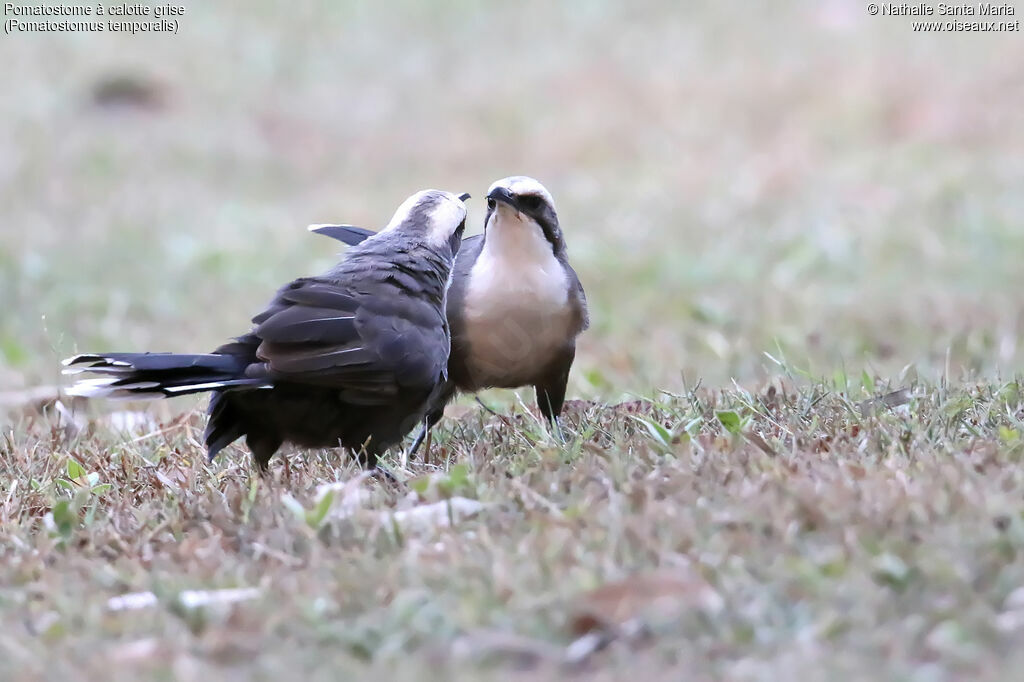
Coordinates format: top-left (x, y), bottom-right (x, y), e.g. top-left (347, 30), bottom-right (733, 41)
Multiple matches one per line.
top-left (845, 463), bottom-right (867, 480)
top-left (570, 569), bottom-right (723, 637)
top-left (744, 430), bottom-right (777, 457)
top-left (858, 388), bottom-right (912, 416)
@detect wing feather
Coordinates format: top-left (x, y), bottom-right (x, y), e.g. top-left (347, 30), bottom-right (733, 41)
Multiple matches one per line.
top-left (256, 305), bottom-right (357, 343)
top-left (250, 276), bottom-right (448, 403)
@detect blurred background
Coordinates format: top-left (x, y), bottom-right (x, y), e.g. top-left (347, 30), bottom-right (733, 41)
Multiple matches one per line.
top-left (2, 0), bottom-right (1023, 405)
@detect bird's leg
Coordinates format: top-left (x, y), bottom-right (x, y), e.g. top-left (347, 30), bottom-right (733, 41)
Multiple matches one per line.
top-left (407, 408), bottom-right (441, 463)
top-left (551, 415), bottom-right (566, 444)
top-left (370, 466), bottom-right (399, 484)
top-left (369, 464), bottom-right (408, 493)
top-left (534, 382), bottom-right (569, 445)
top-left (247, 432), bottom-right (283, 478)
top-left (356, 444), bottom-right (403, 488)
top-left (423, 427), bottom-right (434, 467)
top-left (407, 421), bottom-right (428, 460)
top-left (282, 454), bottom-right (292, 486)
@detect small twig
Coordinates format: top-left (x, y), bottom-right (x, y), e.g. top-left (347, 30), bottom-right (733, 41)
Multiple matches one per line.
top-left (475, 396), bottom-right (501, 418)
top-left (510, 478), bottom-right (565, 519)
top-left (250, 542), bottom-right (305, 568)
top-left (124, 419), bottom-right (190, 445)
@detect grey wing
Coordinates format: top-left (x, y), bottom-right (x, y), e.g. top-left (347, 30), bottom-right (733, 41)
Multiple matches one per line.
top-left (565, 264), bottom-right (590, 333)
top-left (252, 277), bottom-right (447, 405)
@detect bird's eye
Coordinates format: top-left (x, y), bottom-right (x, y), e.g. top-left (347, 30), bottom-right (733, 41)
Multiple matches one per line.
top-left (518, 194), bottom-right (542, 212)
top-left (486, 198), bottom-right (496, 210)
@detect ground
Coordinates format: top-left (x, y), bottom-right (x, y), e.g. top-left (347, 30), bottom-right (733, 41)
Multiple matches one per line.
top-left (2, 2), bottom-right (1024, 679)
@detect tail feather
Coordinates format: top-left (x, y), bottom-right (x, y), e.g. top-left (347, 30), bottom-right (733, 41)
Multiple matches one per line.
top-left (62, 352), bottom-right (270, 399)
top-left (204, 392), bottom-right (246, 460)
top-left (64, 352), bottom-right (247, 373)
top-left (64, 377), bottom-right (164, 400)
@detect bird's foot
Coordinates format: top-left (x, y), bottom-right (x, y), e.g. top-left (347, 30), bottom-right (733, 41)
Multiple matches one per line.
top-left (551, 416), bottom-right (566, 444)
top-left (369, 465), bottom-right (403, 488)
top-left (405, 417), bottom-right (436, 466)
top-left (408, 423), bottom-right (427, 458)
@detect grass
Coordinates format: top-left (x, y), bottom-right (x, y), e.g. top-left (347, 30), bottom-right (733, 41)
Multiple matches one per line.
top-left (5, 375), bottom-right (1024, 679)
top-left (3, 0), bottom-right (1024, 678)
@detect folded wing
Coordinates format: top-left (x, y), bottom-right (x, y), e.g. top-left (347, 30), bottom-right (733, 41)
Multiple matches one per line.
top-left (253, 277), bottom-right (447, 405)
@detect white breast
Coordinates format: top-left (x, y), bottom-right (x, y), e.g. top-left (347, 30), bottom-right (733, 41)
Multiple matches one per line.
top-left (461, 211), bottom-right (574, 387)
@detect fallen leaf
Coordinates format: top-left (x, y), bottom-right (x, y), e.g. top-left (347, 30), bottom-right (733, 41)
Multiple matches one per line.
top-left (103, 411), bottom-right (158, 434)
top-left (451, 630), bottom-right (562, 668)
top-left (570, 569), bottom-right (723, 637)
top-left (744, 430), bottom-right (777, 457)
top-left (107, 588), bottom-right (260, 613)
top-left (316, 472), bottom-right (374, 520)
top-left (107, 592), bottom-right (159, 612)
top-left (858, 388), bottom-right (912, 416)
top-left (177, 587), bottom-right (261, 610)
top-left (387, 497), bottom-right (487, 532)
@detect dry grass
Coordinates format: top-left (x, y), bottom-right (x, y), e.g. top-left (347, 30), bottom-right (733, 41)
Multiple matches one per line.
top-left (3, 1), bottom-right (1024, 679)
top-left (4, 376), bottom-right (1024, 679)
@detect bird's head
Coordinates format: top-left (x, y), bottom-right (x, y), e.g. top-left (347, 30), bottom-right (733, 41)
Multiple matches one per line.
top-left (381, 189), bottom-right (471, 256)
top-left (484, 176), bottom-right (562, 251)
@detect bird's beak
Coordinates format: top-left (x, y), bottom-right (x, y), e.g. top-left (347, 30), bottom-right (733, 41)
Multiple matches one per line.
top-left (457, 192), bottom-right (471, 202)
top-left (487, 186), bottom-right (518, 211)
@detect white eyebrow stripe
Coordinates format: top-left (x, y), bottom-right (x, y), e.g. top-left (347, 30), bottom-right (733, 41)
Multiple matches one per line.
top-left (487, 176), bottom-right (556, 210)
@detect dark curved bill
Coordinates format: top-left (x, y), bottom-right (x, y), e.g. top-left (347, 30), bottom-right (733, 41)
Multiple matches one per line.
top-left (458, 192), bottom-right (471, 202)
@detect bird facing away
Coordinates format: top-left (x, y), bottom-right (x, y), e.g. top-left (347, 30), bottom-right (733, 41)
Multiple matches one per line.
top-left (311, 176), bottom-right (589, 445)
top-left (64, 189), bottom-right (470, 471)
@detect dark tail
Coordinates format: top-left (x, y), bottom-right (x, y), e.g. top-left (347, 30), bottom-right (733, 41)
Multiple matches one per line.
top-left (62, 352), bottom-right (269, 400)
top-left (307, 223), bottom-right (377, 245)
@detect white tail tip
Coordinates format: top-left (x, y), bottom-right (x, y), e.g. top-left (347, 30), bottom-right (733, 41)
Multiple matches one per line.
top-left (65, 377), bottom-right (119, 398)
